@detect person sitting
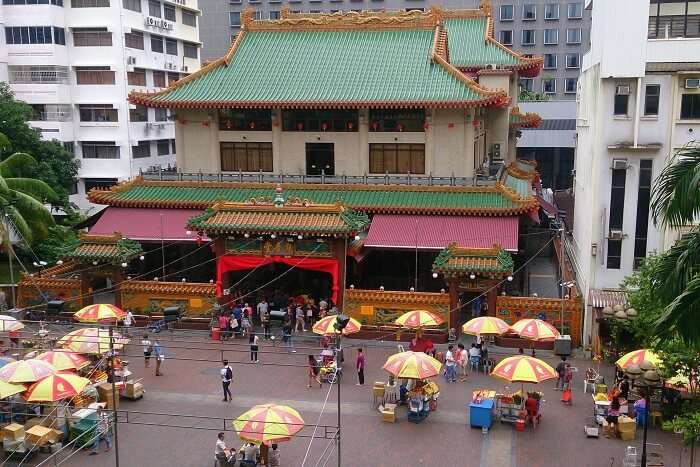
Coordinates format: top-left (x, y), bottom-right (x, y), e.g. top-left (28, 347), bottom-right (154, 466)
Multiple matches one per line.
top-left (524, 394), bottom-right (540, 428)
top-left (468, 344), bottom-right (481, 372)
top-left (240, 442), bottom-right (259, 467)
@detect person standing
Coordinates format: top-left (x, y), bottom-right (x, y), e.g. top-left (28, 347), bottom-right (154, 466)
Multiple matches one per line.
top-left (306, 305), bottom-right (314, 329)
top-left (444, 344), bottom-right (456, 383)
top-left (257, 299), bottom-right (268, 327)
top-left (261, 307), bottom-right (271, 339)
top-left (355, 348), bottom-right (365, 386)
top-left (89, 408), bottom-right (111, 455)
top-left (318, 298), bottom-right (328, 318)
top-left (123, 309), bottom-right (134, 337)
top-left (555, 357), bottom-right (567, 390)
top-left (456, 343), bottom-right (468, 382)
top-left (268, 443), bottom-right (280, 467)
top-left (153, 339), bottom-right (163, 376)
top-left (295, 304), bottom-right (305, 332)
top-left (233, 305), bottom-right (243, 338)
top-left (249, 333), bottom-right (259, 363)
top-left (307, 355), bottom-right (320, 388)
top-left (221, 360), bottom-right (233, 402)
top-left (142, 334), bottom-right (152, 368)
top-left (214, 432), bottom-right (229, 467)
top-left (283, 312), bottom-right (295, 353)
top-left (218, 313), bottom-right (228, 341)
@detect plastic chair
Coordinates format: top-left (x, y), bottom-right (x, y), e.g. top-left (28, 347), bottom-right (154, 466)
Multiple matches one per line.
top-left (583, 368), bottom-right (598, 393)
top-left (470, 356), bottom-right (481, 373)
top-left (483, 358), bottom-right (494, 374)
top-left (372, 383), bottom-right (385, 408)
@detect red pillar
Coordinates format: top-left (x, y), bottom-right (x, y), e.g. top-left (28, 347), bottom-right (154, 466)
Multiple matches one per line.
top-left (487, 287), bottom-right (497, 317)
top-left (448, 278), bottom-right (459, 333)
top-left (334, 238), bottom-right (346, 310)
top-left (113, 267), bottom-right (123, 308)
top-left (213, 237), bottom-right (228, 306)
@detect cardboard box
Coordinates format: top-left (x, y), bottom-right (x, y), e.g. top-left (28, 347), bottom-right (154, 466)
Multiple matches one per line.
top-left (24, 417), bottom-right (43, 430)
top-left (25, 425), bottom-right (59, 447)
top-left (3, 438), bottom-right (26, 452)
top-left (124, 380), bottom-right (144, 399)
top-left (3, 423), bottom-right (24, 441)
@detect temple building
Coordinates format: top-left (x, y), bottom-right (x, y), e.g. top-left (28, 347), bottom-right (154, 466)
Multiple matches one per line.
top-left (19, 6), bottom-right (585, 345)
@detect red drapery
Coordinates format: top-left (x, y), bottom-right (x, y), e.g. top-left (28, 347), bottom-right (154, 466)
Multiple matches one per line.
top-left (216, 255), bottom-right (340, 303)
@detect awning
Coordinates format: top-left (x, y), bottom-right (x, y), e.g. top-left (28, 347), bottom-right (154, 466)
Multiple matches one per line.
top-left (588, 289), bottom-right (627, 309)
top-left (364, 215), bottom-right (519, 251)
top-left (89, 207), bottom-right (206, 241)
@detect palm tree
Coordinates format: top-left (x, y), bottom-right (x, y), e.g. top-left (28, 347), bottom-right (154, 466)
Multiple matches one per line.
top-left (650, 145), bottom-right (700, 344)
top-left (0, 131), bottom-right (58, 245)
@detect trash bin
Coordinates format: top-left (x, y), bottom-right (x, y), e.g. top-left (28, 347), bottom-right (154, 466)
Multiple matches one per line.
top-left (211, 328), bottom-right (221, 341)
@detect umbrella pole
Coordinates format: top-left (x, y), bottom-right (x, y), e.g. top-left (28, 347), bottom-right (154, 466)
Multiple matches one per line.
top-left (109, 327), bottom-right (120, 467)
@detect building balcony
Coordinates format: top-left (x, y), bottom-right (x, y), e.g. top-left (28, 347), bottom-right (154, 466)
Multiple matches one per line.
top-left (647, 36), bottom-right (700, 63)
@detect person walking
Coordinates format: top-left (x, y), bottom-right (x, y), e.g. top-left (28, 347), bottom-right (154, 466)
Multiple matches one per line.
top-left (306, 305), bottom-right (314, 329)
top-left (214, 432), bottom-right (229, 467)
top-left (307, 355), bottom-right (320, 388)
top-left (355, 348), bottom-right (365, 386)
top-left (153, 339), bottom-right (163, 376)
top-left (250, 333), bottom-right (259, 363)
top-left (141, 334), bottom-right (152, 367)
top-left (221, 360), bottom-right (233, 402)
top-left (456, 343), bottom-right (468, 382)
top-left (257, 299), bottom-right (268, 327)
top-left (233, 305), bottom-right (243, 338)
top-left (318, 298), bottom-right (328, 318)
top-left (283, 310), bottom-right (295, 353)
top-left (444, 344), bottom-right (456, 383)
top-left (555, 357), bottom-right (567, 390)
top-left (218, 313), bottom-right (228, 341)
top-left (268, 443), bottom-right (280, 467)
top-left (123, 309), bottom-right (134, 337)
top-left (89, 408), bottom-right (111, 455)
top-left (295, 304), bottom-right (305, 332)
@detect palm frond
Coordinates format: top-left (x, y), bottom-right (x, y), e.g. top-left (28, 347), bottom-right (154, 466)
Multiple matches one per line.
top-left (650, 146), bottom-right (700, 227)
top-left (5, 178), bottom-right (58, 203)
top-left (654, 229), bottom-right (700, 303)
top-left (655, 273), bottom-right (700, 345)
top-left (0, 132), bottom-right (10, 155)
top-left (10, 191), bottom-right (54, 244)
top-left (0, 152), bottom-right (37, 178)
top-left (3, 205), bottom-right (33, 245)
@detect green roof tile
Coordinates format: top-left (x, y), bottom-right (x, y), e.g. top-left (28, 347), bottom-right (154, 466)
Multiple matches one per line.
top-left (445, 18), bottom-right (521, 68)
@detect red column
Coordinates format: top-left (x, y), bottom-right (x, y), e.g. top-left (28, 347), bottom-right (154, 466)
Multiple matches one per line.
top-left (213, 237), bottom-right (228, 306)
top-left (449, 278), bottom-right (459, 333)
top-left (113, 267), bottom-right (123, 308)
top-left (334, 238), bottom-right (346, 310)
top-left (487, 287), bottom-right (497, 317)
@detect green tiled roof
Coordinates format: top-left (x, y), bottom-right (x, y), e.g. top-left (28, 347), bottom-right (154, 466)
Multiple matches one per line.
top-left (504, 174), bottom-right (532, 198)
top-left (64, 237), bottom-right (143, 264)
top-left (432, 244), bottom-right (513, 277)
top-left (89, 181), bottom-right (539, 216)
top-left (445, 18), bottom-right (522, 68)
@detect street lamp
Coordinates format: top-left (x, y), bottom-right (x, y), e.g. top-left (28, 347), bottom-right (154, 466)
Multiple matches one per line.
top-left (333, 314), bottom-right (351, 467)
top-left (625, 363), bottom-right (663, 467)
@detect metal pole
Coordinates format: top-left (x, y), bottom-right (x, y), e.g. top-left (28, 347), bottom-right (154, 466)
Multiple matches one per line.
top-left (559, 227), bottom-right (565, 334)
top-left (336, 333), bottom-right (341, 467)
top-left (160, 214), bottom-right (166, 279)
top-left (641, 391), bottom-right (649, 467)
top-left (109, 326), bottom-right (120, 467)
top-left (7, 233), bottom-right (15, 307)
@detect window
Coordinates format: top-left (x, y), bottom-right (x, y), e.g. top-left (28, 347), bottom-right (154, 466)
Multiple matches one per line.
top-left (567, 2), bottom-right (583, 19)
top-left (219, 109), bottom-right (272, 131)
top-left (79, 104), bottom-right (118, 122)
top-left (73, 28), bottom-right (112, 46)
top-left (167, 72), bottom-right (179, 85)
top-left (522, 30), bottom-right (536, 45)
top-left (170, 139), bottom-right (176, 154)
top-left (565, 53), bottom-right (580, 69)
top-left (183, 42), bottom-right (198, 59)
top-left (75, 67), bottom-right (115, 85)
top-left (543, 28), bottom-right (558, 44)
top-left (127, 68), bottom-right (146, 86)
top-left (122, 0), bottom-right (139, 11)
top-left (566, 28), bottom-right (582, 44)
top-left (152, 70), bottom-right (166, 87)
top-left (163, 4), bottom-right (175, 21)
top-left (499, 4), bottom-right (513, 21)
top-left (129, 105), bottom-right (148, 122)
top-left (230, 12), bottom-right (241, 26)
top-left (253, 10), bottom-right (262, 20)
top-left (519, 78), bottom-right (534, 92)
top-left (282, 110), bottom-right (358, 132)
top-left (607, 240), bottom-right (622, 269)
top-left (84, 178), bottom-right (118, 190)
top-left (148, 0), bottom-right (160, 17)
top-left (269, 10), bottom-right (280, 19)
top-left (165, 38), bottom-right (177, 55)
top-left (3, 0), bottom-right (63, 4)
top-left (132, 141), bottom-right (151, 158)
top-left (680, 94), bottom-right (700, 119)
top-left (157, 139), bottom-right (170, 156)
top-left (4, 26), bottom-right (55, 44)
top-left (499, 30), bottom-right (513, 45)
top-left (544, 54), bottom-right (557, 69)
top-left (644, 85), bottom-right (660, 116)
top-left (82, 142), bottom-right (119, 159)
top-left (565, 78), bottom-right (577, 94)
top-left (614, 84), bottom-right (630, 116)
top-left (8, 65), bottom-right (70, 84)
top-left (542, 78), bottom-right (556, 94)
top-left (150, 35), bottom-right (163, 53)
top-left (220, 142), bottom-right (273, 172)
top-left (369, 143), bottom-right (425, 174)
top-left (155, 108), bottom-right (169, 121)
top-left (609, 166), bottom-right (626, 230)
top-left (633, 160), bottom-right (653, 269)
top-left (369, 109), bottom-right (426, 133)
top-left (182, 10), bottom-right (197, 27)
top-left (544, 3), bottom-right (559, 20)
top-left (53, 27), bottom-right (65, 45)
top-left (125, 31), bottom-right (144, 50)
top-left (523, 4), bottom-right (536, 20)
top-left (71, 0), bottom-right (108, 6)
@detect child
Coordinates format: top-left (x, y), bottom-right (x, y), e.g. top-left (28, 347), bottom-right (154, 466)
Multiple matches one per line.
top-left (563, 363), bottom-right (573, 390)
top-left (249, 332), bottom-right (259, 363)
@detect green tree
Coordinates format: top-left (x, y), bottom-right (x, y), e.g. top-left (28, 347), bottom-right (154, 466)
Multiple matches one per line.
top-left (663, 408), bottom-right (700, 467)
top-left (31, 225), bottom-right (80, 264)
top-left (649, 146), bottom-right (700, 344)
top-left (0, 83), bottom-right (79, 208)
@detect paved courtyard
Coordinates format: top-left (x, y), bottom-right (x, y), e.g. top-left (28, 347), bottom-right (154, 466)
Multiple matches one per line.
top-left (10, 328), bottom-right (687, 467)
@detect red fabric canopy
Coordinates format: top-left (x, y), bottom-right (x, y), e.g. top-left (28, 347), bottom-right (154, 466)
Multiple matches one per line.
top-left (90, 207), bottom-right (207, 241)
top-left (216, 255), bottom-right (339, 303)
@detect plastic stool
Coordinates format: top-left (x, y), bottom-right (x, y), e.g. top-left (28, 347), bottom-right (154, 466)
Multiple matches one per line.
top-left (650, 411), bottom-right (662, 427)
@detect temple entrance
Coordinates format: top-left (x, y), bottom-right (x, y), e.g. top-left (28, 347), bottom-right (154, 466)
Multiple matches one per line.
top-left (226, 263), bottom-right (333, 310)
top-left (306, 143), bottom-right (335, 175)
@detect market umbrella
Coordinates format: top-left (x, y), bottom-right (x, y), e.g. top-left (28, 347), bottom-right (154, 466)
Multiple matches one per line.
top-left (233, 403), bottom-right (305, 445)
top-left (73, 304), bottom-right (126, 323)
top-left (615, 349), bottom-right (661, 369)
top-left (36, 350), bottom-right (90, 371)
top-left (0, 357), bottom-right (16, 369)
top-left (58, 328), bottom-right (128, 355)
top-left (0, 359), bottom-right (56, 384)
top-left (0, 380), bottom-right (25, 399)
top-left (312, 315), bottom-right (361, 336)
top-left (462, 316), bottom-right (510, 336)
top-left (0, 315), bottom-right (24, 332)
top-left (509, 319), bottom-right (561, 341)
top-left (394, 310), bottom-right (444, 329)
top-left (382, 351), bottom-right (442, 380)
top-left (490, 356), bottom-right (558, 384)
top-left (24, 372), bottom-right (91, 402)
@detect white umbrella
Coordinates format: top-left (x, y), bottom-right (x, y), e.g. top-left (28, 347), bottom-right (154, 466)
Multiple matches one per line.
top-left (0, 315), bottom-right (24, 332)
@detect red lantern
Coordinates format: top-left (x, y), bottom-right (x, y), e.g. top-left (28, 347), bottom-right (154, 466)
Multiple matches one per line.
top-left (423, 121), bottom-right (429, 130)
top-left (448, 123), bottom-right (455, 129)
top-left (472, 119), bottom-right (480, 127)
top-left (196, 231), bottom-right (203, 246)
top-left (321, 122), bottom-right (328, 131)
top-left (297, 122), bottom-right (304, 131)
top-left (371, 122), bottom-right (379, 131)
top-left (202, 121), bottom-right (210, 128)
top-left (397, 123), bottom-right (404, 132)
top-left (347, 121), bottom-right (354, 130)
top-left (225, 120), bottom-right (233, 129)
top-left (249, 121), bottom-right (256, 130)
top-left (178, 118), bottom-right (187, 125)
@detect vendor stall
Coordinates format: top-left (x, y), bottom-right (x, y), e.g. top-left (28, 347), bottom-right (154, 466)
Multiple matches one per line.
top-left (406, 380), bottom-right (440, 423)
top-left (470, 390), bottom-right (496, 429)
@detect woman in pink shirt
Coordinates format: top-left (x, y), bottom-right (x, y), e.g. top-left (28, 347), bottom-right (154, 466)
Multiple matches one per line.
top-left (356, 348), bottom-right (365, 386)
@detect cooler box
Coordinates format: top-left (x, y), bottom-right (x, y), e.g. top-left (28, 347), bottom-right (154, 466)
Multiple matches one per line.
top-left (211, 327), bottom-right (221, 341)
top-left (469, 398), bottom-right (495, 429)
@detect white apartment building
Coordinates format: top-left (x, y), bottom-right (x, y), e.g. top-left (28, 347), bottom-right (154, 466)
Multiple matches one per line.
top-left (0, 0), bottom-right (201, 211)
top-left (572, 0), bottom-right (700, 348)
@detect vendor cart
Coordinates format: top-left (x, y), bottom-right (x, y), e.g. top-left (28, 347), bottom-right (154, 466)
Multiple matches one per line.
top-left (406, 380), bottom-right (439, 423)
top-left (497, 393), bottom-right (525, 424)
top-left (470, 390), bottom-right (496, 429)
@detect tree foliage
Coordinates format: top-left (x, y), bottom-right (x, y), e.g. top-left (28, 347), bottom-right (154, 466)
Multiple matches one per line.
top-left (29, 225), bottom-right (80, 264)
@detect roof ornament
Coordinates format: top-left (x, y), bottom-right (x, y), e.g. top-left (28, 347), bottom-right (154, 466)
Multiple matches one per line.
top-left (273, 184), bottom-right (286, 208)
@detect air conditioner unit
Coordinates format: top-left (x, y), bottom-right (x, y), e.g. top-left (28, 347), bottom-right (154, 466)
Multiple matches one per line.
top-left (615, 85), bottom-right (631, 95)
top-left (685, 78), bottom-right (700, 89)
top-left (609, 230), bottom-right (624, 240)
top-left (181, 65), bottom-right (188, 72)
top-left (611, 158), bottom-right (628, 170)
top-left (126, 65), bottom-right (135, 73)
top-left (127, 56), bottom-right (137, 65)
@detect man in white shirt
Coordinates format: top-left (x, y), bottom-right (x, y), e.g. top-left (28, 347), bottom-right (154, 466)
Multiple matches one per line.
top-left (256, 299), bottom-right (268, 326)
top-left (214, 432), bottom-right (228, 467)
top-left (123, 310), bottom-right (134, 337)
top-left (444, 344), bottom-right (456, 383)
top-left (220, 360), bottom-right (233, 402)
